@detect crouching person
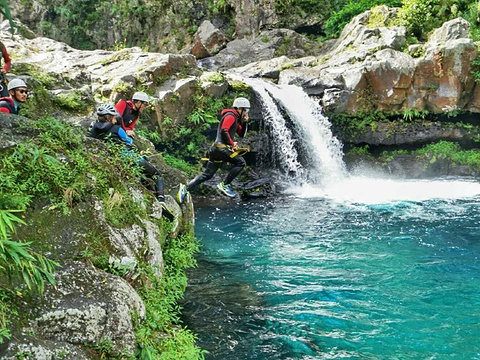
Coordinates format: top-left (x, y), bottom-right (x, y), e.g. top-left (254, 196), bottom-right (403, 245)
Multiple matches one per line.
top-left (90, 103), bottom-right (173, 219)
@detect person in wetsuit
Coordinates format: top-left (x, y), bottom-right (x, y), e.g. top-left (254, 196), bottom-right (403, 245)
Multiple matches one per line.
top-left (177, 97), bottom-right (250, 202)
top-left (0, 78), bottom-right (29, 115)
top-left (115, 91), bottom-right (150, 137)
top-left (90, 103), bottom-right (172, 217)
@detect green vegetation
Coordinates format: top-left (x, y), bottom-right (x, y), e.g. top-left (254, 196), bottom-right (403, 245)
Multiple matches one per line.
top-left (0, 0), bottom-right (16, 34)
top-left (330, 109), bottom-right (433, 139)
top-left (0, 117), bottom-right (140, 213)
top-left (52, 91), bottom-right (85, 112)
top-left (162, 153), bottom-right (199, 175)
top-left (347, 144), bottom-right (372, 156)
top-left (415, 141), bottom-right (480, 167)
top-left (274, 36), bottom-right (292, 57)
top-left (202, 72), bottom-right (226, 84)
top-left (397, 0), bottom-right (480, 41)
top-left (329, 111), bottom-right (391, 138)
top-left (323, 0), bottom-right (480, 42)
top-left (368, 140), bottom-right (480, 168)
top-left (135, 232), bottom-right (206, 359)
top-left (159, 84), bottom-right (250, 164)
top-left (470, 54), bottom-right (480, 83)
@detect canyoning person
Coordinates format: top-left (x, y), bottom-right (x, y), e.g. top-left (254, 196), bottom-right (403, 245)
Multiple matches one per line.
top-left (0, 41), bottom-right (11, 97)
top-left (0, 78), bottom-right (28, 115)
top-left (115, 91), bottom-right (151, 137)
top-left (90, 103), bottom-right (173, 218)
top-left (177, 97), bottom-right (250, 203)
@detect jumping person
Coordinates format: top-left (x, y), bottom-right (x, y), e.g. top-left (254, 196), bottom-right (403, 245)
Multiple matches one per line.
top-left (0, 78), bottom-right (28, 114)
top-left (90, 103), bottom-right (173, 218)
top-left (115, 91), bottom-right (150, 137)
top-left (177, 97), bottom-right (250, 203)
top-left (0, 41), bottom-right (11, 97)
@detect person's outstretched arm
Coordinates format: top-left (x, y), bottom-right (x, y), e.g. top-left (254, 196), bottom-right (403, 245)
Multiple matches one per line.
top-left (1, 43), bottom-right (11, 73)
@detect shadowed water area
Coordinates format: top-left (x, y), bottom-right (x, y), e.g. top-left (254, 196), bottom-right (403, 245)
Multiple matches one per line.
top-left (182, 189), bottom-right (480, 359)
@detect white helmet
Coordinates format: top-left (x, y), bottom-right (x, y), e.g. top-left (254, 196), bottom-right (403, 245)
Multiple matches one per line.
top-left (8, 78), bottom-right (28, 91)
top-left (132, 91), bottom-right (150, 102)
top-left (97, 103), bottom-right (117, 116)
top-left (233, 97), bottom-right (250, 109)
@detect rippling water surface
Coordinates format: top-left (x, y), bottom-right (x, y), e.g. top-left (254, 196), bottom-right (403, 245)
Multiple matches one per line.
top-left (182, 180), bottom-right (480, 359)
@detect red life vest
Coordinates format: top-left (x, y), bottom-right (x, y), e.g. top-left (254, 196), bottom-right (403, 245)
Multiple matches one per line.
top-left (0, 97), bottom-right (17, 114)
top-left (115, 100), bottom-right (139, 131)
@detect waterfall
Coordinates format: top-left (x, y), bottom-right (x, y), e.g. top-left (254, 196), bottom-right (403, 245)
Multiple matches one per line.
top-left (238, 77), bottom-right (346, 186)
top-left (232, 77), bottom-right (480, 204)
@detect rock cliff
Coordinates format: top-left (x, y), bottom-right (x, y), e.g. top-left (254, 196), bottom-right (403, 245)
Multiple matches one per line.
top-left (0, 112), bottom-right (199, 357)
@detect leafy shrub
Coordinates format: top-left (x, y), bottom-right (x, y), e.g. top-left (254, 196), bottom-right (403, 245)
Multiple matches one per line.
top-left (397, 0), bottom-right (436, 39)
top-left (324, 0), bottom-right (402, 38)
top-left (398, 0), bottom-right (480, 40)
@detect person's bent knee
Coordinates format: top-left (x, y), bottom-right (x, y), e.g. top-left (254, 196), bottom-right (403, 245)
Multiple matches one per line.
top-left (202, 171), bottom-right (215, 181)
top-left (235, 156), bottom-right (246, 167)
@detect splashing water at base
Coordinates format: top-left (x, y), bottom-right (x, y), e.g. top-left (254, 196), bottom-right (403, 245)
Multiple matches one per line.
top-left (289, 177), bottom-right (480, 204)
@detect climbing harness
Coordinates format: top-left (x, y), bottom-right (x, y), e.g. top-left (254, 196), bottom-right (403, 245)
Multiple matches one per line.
top-left (200, 142), bottom-right (250, 163)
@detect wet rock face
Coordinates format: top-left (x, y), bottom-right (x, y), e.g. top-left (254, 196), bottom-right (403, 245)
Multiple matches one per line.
top-left (334, 121), bottom-right (480, 147)
top-left (345, 153), bottom-right (480, 178)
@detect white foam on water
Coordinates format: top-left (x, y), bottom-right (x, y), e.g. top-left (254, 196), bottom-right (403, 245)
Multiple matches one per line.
top-left (288, 176), bottom-right (480, 204)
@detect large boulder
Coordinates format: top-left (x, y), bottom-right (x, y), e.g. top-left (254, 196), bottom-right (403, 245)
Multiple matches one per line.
top-left (190, 20), bottom-right (227, 59)
top-left (332, 6), bottom-right (406, 59)
top-left (156, 76), bottom-right (199, 136)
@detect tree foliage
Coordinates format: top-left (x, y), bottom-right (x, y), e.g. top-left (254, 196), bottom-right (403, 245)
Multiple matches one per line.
top-left (398, 0), bottom-right (480, 40)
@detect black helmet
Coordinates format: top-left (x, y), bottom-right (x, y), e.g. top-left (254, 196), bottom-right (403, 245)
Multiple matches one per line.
top-left (97, 103), bottom-right (117, 116)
